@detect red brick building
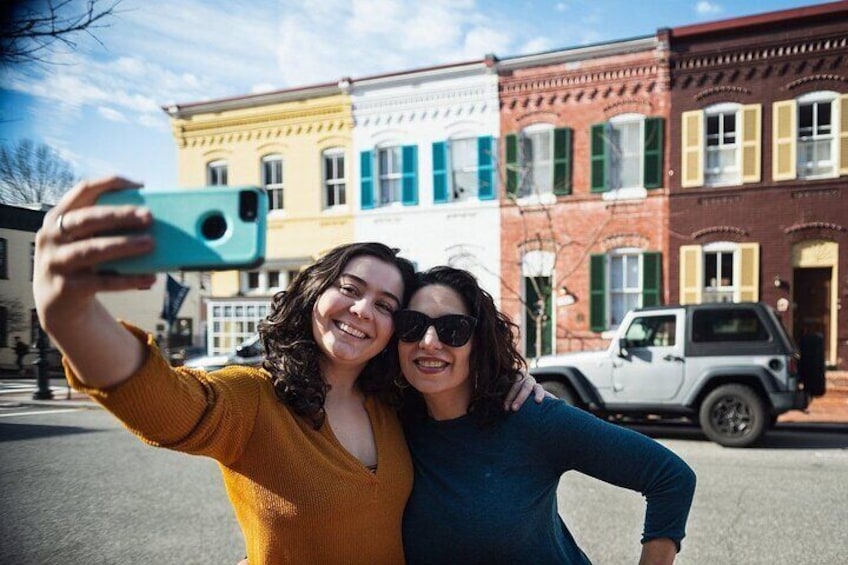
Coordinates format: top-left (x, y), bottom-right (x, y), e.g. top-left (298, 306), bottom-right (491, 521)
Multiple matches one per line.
top-left (666, 2), bottom-right (848, 369)
top-left (496, 37), bottom-right (671, 357)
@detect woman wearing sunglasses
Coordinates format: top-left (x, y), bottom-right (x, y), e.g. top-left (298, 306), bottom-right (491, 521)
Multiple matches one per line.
top-left (395, 266), bottom-right (696, 565)
top-left (34, 177), bottom-right (544, 565)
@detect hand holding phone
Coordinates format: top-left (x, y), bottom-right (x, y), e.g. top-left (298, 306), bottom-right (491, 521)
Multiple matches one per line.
top-left (95, 185), bottom-right (267, 274)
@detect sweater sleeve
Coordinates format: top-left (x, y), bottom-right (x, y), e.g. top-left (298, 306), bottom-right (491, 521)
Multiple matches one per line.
top-left (64, 322), bottom-right (262, 465)
top-left (535, 399), bottom-right (696, 550)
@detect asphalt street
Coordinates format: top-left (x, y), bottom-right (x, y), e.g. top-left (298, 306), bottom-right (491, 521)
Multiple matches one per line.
top-left (1, 392), bottom-right (846, 564)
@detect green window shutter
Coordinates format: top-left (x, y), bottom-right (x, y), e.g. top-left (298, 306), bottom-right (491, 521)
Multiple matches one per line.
top-left (641, 251), bottom-right (661, 307)
top-left (505, 134), bottom-right (518, 198)
top-left (590, 123), bottom-right (607, 192)
top-left (590, 254), bottom-right (607, 331)
top-left (477, 136), bottom-right (495, 200)
top-left (401, 144), bottom-right (418, 205)
top-left (643, 117), bottom-right (664, 189)
top-left (553, 127), bottom-right (572, 195)
top-left (432, 141), bottom-right (448, 204)
top-left (360, 150), bottom-right (374, 210)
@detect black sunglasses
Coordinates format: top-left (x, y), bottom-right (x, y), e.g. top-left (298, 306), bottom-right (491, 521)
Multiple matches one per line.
top-left (393, 310), bottom-right (477, 347)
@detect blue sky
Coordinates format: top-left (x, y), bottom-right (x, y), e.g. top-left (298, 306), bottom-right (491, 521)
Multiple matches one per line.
top-left (0, 0), bottom-right (830, 193)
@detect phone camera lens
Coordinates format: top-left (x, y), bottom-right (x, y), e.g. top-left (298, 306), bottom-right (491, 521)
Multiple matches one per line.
top-left (240, 190), bottom-right (259, 222)
top-left (201, 213), bottom-right (228, 240)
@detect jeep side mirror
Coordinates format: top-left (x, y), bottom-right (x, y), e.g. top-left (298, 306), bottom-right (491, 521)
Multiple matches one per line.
top-left (617, 340), bottom-right (630, 358)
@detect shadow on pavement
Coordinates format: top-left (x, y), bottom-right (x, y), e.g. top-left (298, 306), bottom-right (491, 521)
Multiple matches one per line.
top-left (626, 422), bottom-right (848, 450)
top-left (0, 422), bottom-right (106, 443)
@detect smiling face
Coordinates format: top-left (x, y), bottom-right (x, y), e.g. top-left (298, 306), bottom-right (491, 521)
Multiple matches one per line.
top-left (398, 284), bottom-right (474, 419)
top-left (312, 255), bottom-right (404, 378)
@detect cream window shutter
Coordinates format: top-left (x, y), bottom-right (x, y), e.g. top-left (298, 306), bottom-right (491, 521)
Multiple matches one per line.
top-left (839, 94), bottom-right (848, 176)
top-left (681, 110), bottom-right (704, 188)
top-left (740, 104), bottom-right (762, 183)
top-left (736, 243), bottom-right (760, 303)
top-left (679, 245), bottom-right (703, 305)
top-left (772, 100), bottom-right (797, 181)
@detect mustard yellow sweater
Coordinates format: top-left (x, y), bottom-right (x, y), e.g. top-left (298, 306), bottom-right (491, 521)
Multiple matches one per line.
top-left (67, 325), bottom-right (412, 564)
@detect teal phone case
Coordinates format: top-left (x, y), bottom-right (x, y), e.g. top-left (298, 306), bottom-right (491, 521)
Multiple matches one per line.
top-left (95, 186), bottom-right (267, 274)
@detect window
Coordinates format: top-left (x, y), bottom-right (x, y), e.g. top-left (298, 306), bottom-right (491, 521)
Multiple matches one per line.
top-left (705, 104), bottom-right (740, 186)
top-left (797, 94), bottom-right (835, 179)
top-left (241, 269), bottom-right (285, 295)
top-left (519, 125), bottom-right (553, 197)
top-left (590, 251), bottom-right (661, 332)
top-left (378, 146), bottom-right (403, 205)
top-left (692, 308), bottom-right (769, 343)
top-left (208, 300), bottom-right (269, 355)
top-left (450, 138), bottom-right (479, 200)
top-left (262, 155), bottom-right (284, 211)
top-left (207, 160), bottom-right (228, 185)
top-left (323, 148), bottom-right (346, 208)
top-left (524, 276), bottom-right (552, 358)
top-left (592, 115), bottom-right (663, 193)
top-left (0, 238), bottom-right (7, 279)
top-left (624, 315), bottom-right (676, 348)
top-left (703, 245), bottom-right (736, 303)
top-left (609, 253), bottom-right (642, 327)
top-left (0, 306), bottom-right (7, 347)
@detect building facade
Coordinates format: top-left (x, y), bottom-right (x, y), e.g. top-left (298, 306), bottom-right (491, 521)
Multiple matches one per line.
top-left (165, 85), bottom-right (355, 354)
top-left (497, 37), bottom-right (671, 358)
top-left (666, 3), bottom-right (848, 369)
top-left (351, 60), bottom-right (503, 302)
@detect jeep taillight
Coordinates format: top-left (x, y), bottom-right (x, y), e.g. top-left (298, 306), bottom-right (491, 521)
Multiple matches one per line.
top-left (788, 356), bottom-right (798, 376)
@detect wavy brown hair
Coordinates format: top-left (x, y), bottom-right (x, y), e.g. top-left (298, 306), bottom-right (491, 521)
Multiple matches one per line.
top-left (399, 266), bottom-right (526, 427)
top-left (259, 242), bottom-right (416, 429)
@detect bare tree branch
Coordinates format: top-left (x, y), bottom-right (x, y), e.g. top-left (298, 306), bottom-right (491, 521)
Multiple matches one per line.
top-left (0, 0), bottom-right (121, 65)
top-left (0, 139), bottom-right (76, 205)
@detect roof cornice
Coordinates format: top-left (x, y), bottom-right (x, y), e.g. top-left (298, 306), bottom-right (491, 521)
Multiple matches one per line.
top-left (497, 36), bottom-right (657, 71)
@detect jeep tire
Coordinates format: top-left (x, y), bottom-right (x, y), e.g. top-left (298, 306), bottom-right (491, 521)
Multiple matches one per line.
top-left (698, 384), bottom-right (767, 447)
top-left (541, 380), bottom-right (575, 406)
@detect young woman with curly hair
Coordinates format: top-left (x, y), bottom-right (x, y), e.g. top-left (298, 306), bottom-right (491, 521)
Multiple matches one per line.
top-left (396, 266), bottom-right (697, 564)
top-left (34, 177), bottom-right (542, 565)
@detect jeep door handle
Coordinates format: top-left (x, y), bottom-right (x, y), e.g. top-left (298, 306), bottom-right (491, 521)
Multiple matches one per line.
top-left (663, 354), bottom-right (684, 362)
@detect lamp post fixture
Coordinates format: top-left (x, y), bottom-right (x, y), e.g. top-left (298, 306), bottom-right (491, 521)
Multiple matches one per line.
top-left (32, 325), bottom-right (54, 400)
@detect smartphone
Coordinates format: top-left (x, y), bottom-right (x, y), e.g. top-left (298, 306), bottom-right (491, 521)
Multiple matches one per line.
top-left (95, 186), bottom-right (267, 274)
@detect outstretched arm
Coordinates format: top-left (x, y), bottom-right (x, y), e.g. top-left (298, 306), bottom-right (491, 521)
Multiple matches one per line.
top-left (639, 538), bottom-right (677, 565)
top-left (34, 176), bottom-right (156, 388)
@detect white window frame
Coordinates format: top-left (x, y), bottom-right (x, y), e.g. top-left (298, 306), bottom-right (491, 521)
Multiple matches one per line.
top-left (702, 241), bottom-right (738, 303)
top-left (607, 248), bottom-right (643, 329)
top-left (608, 113), bottom-right (645, 191)
top-left (208, 301), bottom-right (269, 355)
top-left (323, 148), bottom-right (346, 209)
top-left (449, 137), bottom-right (479, 201)
top-left (704, 103), bottom-right (741, 186)
top-left (262, 154), bottom-right (284, 212)
top-left (377, 145), bottom-right (403, 206)
top-left (519, 124), bottom-right (554, 200)
top-left (207, 159), bottom-right (228, 186)
top-left (797, 91), bottom-right (837, 179)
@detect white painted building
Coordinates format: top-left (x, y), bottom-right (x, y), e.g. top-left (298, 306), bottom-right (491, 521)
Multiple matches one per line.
top-left (349, 59), bottom-right (503, 304)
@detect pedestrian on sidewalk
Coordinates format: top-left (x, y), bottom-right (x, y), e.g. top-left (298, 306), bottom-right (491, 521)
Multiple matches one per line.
top-left (13, 336), bottom-right (29, 373)
top-left (33, 177), bottom-right (545, 565)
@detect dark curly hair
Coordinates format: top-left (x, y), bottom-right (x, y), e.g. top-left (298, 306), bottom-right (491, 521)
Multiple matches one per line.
top-left (399, 266), bottom-right (526, 427)
top-left (259, 242), bottom-right (416, 429)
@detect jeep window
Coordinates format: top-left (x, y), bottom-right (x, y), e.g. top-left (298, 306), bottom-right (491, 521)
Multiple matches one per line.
top-left (692, 309), bottom-right (770, 342)
top-left (623, 315), bottom-right (676, 348)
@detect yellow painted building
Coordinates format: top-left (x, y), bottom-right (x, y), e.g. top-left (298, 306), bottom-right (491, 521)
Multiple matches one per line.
top-left (165, 83), bottom-right (355, 354)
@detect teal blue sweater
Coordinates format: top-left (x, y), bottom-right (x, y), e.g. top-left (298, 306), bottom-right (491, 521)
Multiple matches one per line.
top-left (402, 398), bottom-right (696, 564)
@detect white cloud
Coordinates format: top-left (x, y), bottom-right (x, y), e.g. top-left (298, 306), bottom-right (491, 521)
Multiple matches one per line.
top-left (98, 107), bottom-right (128, 122)
top-left (696, 1), bottom-right (723, 16)
top-left (555, 2), bottom-right (568, 12)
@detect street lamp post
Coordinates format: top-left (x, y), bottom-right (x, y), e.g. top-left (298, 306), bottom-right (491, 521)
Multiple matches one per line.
top-left (32, 326), bottom-right (54, 400)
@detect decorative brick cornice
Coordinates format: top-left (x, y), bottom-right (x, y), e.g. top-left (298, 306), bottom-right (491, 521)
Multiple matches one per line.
top-left (692, 226), bottom-right (748, 239)
top-left (671, 36), bottom-right (848, 71)
top-left (501, 63), bottom-right (659, 101)
top-left (600, 233), bottom-right (650, 251)
top-left (352, 83), bottom-right (498, 126)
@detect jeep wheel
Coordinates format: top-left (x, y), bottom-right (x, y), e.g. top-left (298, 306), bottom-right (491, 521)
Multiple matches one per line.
top-left (698, 385), bottom-right (766, 447)
top-left (541, 381), bottom-right (575, 406)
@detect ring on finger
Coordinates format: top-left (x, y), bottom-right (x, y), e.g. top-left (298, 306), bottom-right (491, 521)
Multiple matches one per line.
top-left (57, 213), bottom-right (69, 239)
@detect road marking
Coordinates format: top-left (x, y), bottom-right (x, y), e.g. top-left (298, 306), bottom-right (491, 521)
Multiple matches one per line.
top-left (0, 408), bottom-right (83, 418)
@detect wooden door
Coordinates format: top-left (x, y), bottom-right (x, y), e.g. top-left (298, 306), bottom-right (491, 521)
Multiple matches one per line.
top-left (793, 267), bottom-right (831, 362)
